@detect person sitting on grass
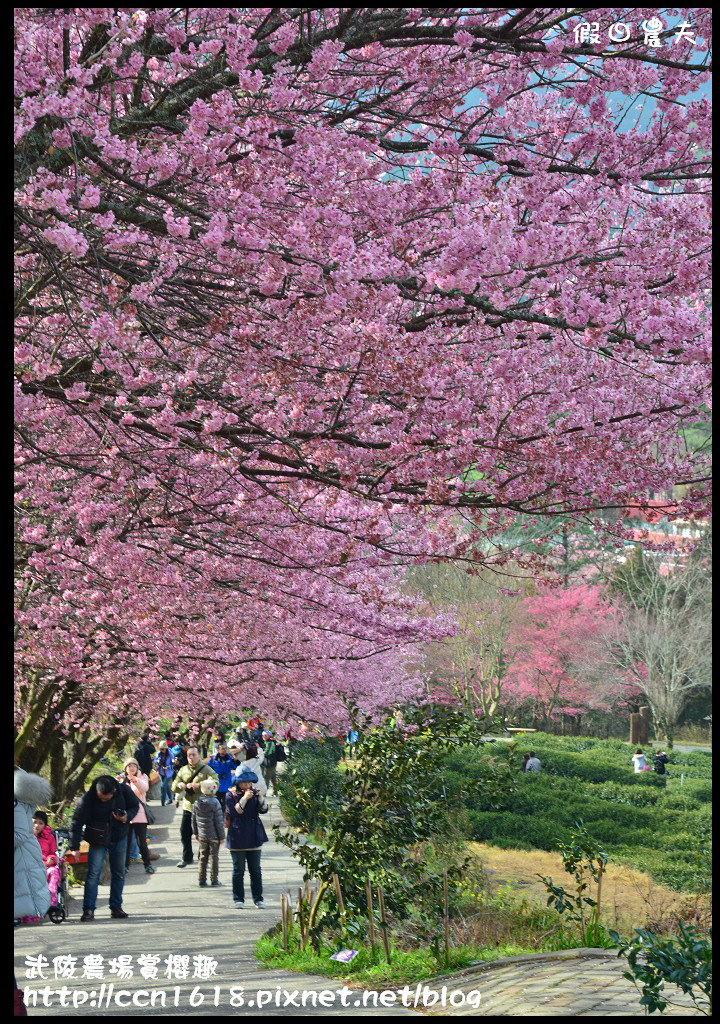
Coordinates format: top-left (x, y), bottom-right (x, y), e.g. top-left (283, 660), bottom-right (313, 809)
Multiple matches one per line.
top-left (192, 779), bottom-right (225, 888)
top-left (631, 749), bottom-right (648, 773)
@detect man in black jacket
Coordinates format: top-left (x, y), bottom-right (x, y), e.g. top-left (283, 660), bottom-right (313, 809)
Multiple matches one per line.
top-left (133, 732), bottom-right (156, 775)
top-left (69, 776), bottom-right (140, 921)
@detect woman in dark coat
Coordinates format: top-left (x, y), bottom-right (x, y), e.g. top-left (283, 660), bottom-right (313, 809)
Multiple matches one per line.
top-left (225, 769), bottom-right (268, 909)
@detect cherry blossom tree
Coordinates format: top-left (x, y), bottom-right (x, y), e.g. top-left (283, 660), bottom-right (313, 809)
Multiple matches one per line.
top-left (14, 9), bottom-right (712, 785)
top-left (502, 585), bottom-right (631, 725)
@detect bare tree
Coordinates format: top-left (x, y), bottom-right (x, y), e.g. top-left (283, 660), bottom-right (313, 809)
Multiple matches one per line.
top-left (406, 563), bottom-right (527, 722)
top-left (605, 540), bottom-right (712, 747)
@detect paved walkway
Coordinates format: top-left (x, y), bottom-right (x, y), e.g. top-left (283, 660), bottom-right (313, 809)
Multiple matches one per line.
top-left (423, 950), bottom-right (708, 1016)
top-left (14, 799), bottom-right (420, 1016)
top-left (15, 801), bottom-right (708, 1017)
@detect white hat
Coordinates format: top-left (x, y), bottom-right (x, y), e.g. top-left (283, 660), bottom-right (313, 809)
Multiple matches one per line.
top-left (228, 740), bottom-right (242, 750)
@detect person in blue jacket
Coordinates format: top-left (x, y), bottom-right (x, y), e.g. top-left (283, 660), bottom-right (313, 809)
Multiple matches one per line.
top-left (154, 741), bottom-right (175, 806)
top-left (207, 741), bottom-right (234, 808)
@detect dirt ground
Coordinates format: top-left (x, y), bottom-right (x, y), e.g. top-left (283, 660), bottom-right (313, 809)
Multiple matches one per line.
top-left (467, 842), bottom-right (710, 932)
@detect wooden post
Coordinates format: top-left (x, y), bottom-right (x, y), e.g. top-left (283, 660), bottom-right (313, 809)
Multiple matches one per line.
top-left (630, 713), bottom-right (642, 745)
top-left (297, 886), bottom-right (306, 948)
top-left (443, 867), bottom-right (450, 968)
top-left (281, 894), bottom-right (288, 951)
top-left (365, 877), bottom-right (377, 956)
top-left (332, 873), bottom-right (346, 932)
top-left (377, 885), bottom-right (391, 963)
top-left (596, 862), bottom-right (604, 922)
top-left (638, 706), bottom-right (650, 744)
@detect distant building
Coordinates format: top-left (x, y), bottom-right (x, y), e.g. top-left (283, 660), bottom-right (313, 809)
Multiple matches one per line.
top-left (619, 492), bottom-right (707, 575)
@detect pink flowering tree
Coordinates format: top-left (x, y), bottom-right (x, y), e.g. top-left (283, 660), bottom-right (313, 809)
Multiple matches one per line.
top-left (14, 10), bottom-right (712, 788)
top-left (502, 585), bottom-right (635, 726)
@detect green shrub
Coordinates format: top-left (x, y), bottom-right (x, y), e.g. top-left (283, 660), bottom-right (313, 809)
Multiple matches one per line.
top-left (468, 810), bottom-right (571, 850)
top-left (662, 792), bottom-right (702, 812)
top-left (609, 924), bottom-right (712, 1015)
top-left (671, 780), bottom-right (712, 802)
top-left (448, 735), bottom-right (710, 892)
top-left (589, 782), bottom-right (662, 808)
top-left (278, 745), bottom-right (345, 832)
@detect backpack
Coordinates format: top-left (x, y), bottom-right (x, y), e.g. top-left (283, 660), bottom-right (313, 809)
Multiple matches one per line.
top-left (274, 742), bottom-right (287, 762)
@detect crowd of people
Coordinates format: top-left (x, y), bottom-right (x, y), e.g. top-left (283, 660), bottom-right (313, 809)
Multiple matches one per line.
top-left (18, 719), bottom-right (676, 931)
top-left (51, 716), bottom-right (289, 920)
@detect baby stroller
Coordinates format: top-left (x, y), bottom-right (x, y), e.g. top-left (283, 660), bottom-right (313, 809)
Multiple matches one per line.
top-left (46, 827), bottom-right (71, 923)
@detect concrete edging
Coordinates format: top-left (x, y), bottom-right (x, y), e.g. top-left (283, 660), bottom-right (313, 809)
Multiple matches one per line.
top-left (424, 947), bottom-right (618, 985)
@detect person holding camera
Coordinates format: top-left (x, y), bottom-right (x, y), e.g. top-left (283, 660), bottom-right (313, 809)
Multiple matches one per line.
top-left (69, 775), bottom-right (140, 921)
top-left (225, 768), bottom-right (269, 909)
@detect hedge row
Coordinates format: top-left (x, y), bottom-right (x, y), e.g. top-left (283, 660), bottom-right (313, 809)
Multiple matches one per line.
top-left (442, 736), bottom-right (711, 893)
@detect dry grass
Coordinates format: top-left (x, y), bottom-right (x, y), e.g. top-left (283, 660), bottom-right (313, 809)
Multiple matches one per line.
top-left (467, 842), bottom-right (711, 932)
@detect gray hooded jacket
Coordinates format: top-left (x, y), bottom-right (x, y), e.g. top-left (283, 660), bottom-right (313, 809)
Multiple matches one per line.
top-left (191, 795), bottom-right (225, 842)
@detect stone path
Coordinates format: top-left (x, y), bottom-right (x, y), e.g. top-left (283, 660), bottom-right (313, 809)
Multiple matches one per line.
top-left (15, 801), bottom-right (708, 1017)
top-left (423, 950), bottom-right (708, 1016)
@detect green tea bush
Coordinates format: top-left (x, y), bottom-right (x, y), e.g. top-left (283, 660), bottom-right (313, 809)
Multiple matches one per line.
top-left (468, 810), bottom-right (572, 851)
top-left (662, 792), bottom-right (702, 812)
top-left (542, 750), bottom-right (666, 786)
top-left (667, 750), bottom-right (712, 770)
top-left (589, 782), bottom-right (662, 808)
top-left (672, 780), bottom-right (712, 802)
top-left (443, 735), bottom-right (711, 893)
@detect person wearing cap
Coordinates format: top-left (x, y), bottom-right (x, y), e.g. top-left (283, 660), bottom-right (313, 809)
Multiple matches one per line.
top-left (118, 758), bottom-right (156, 873)
top-left (236, 722), bottom-right (251, 744)
top-left (225, 768), bottom-right (269, 909)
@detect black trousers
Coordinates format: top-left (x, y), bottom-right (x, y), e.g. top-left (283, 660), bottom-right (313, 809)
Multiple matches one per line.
top-left (230, 850), bottom-right (262, 903)
top-left (126, 822), bottom-right (151, 868)
top-left (180, 809), bottom-right (194, 863)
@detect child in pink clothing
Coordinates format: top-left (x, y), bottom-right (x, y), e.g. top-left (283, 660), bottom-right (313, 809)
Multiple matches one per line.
top-left (32, 812), bottom-right (61, 907)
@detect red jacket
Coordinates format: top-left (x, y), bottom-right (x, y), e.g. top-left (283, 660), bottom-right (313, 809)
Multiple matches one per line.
top-left (36, 825), bottom-right (57, 867)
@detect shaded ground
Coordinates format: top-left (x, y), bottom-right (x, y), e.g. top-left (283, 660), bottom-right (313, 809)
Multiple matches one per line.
top-left (423, 949), bottom-right (708, 1016)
